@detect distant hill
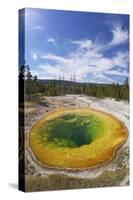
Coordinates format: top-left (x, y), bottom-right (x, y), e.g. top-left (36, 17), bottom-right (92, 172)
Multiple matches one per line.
top-left (39, 79), bottom-right (81, 85)
top-left (38, 79), bottom-right (113, 87)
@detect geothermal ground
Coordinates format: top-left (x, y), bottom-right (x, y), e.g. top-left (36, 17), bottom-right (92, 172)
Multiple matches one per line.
top-left (24, 95), bottom-right (129, 191)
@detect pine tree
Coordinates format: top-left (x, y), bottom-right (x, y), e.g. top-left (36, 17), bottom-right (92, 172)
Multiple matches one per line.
top-left (26, 65), bottom-right (33, 100)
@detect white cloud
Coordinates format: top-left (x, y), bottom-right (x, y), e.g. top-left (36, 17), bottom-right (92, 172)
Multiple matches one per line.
top-left (47, 38), bottom-right (57, 46)
top-left (94, 23), bottom-right (129, 53)
top-left (113, 51), bottom-right (129, 69)
top-left (32, 52), bottom-right (38, 60)
top-left (72, 39), bottom-right (94, 49)
top-left (35, 47), bottom-right (128, 83)
top-left (110, 25), bottom-right (128, 46)
top-left (41, 53), bottom-right (68, 64)
top-left (33, 26), bottom-right (44, 30)
top-left (105, 70), bottom-right (129, 77)
top-left (32, 23), bottom-right (129, 84)
top-left (89, 74), bottom-right (116, 84)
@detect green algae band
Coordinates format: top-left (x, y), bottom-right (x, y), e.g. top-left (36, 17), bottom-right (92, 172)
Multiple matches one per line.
top-left (39, 114), bottom-right (104, 148)
top-left (29, 108), bottom-right (127, 169)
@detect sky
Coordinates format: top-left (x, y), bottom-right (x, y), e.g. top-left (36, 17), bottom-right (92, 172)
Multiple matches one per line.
top-left (21, 8), bottom-right (129, 84)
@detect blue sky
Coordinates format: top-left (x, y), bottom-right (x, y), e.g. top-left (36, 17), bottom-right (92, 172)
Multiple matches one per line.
top-left (22, 8), bottom-right (129, 84)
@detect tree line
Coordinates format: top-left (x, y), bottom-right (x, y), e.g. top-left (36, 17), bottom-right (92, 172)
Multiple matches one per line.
top-left (19, 65), bottom-right (129, 101)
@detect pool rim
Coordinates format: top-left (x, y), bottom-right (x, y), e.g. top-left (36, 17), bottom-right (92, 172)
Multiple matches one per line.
top-left (27, 107), bottom-right (128, 171)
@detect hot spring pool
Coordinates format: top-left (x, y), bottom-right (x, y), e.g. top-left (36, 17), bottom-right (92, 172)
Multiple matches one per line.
top-left (38, 114), bottom-right (104, 148)
top-left (29, 108), bottom-right (127, 169)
